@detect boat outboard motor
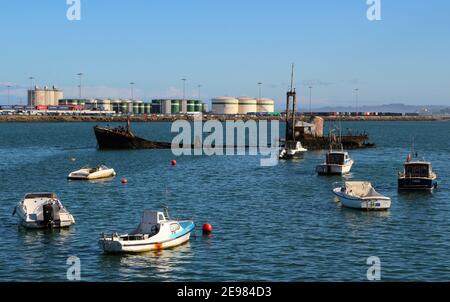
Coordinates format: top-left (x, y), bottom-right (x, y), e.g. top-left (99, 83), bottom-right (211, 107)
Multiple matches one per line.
top-left (43, 203), bottom-right (54, 228)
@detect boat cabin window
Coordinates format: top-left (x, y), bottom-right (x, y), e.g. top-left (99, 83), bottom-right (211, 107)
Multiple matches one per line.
top-left (159, 214), bottom-right (165, 222)
top-left (405, 164), bottom-right (430, 177)
top-left (327, 153), bottom-right (345, 165)
top-left (170, 223), bottom-right (181, 232)
top-left (24, 193), bottom-right (57, 199)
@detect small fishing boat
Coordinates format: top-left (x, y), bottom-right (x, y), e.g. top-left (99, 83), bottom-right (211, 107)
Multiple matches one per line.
top-left (316, 149), bottom-right (354, 175)
top-left (398, 157), bottom-right (437, 190)
top-left (99, 208), bottom-right (195, 253)
top-left (332, 181), bottom-right (391, 211)
top-left (13, 193), bottom-right (75, 229)
top-left (279, 141), bottom-right (308, 160)
top-left (68, 165), bottom-right (116, 180)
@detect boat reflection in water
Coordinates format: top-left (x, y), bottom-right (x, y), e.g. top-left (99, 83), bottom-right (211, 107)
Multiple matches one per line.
top-left (99, 242), bottom-right (194, 281)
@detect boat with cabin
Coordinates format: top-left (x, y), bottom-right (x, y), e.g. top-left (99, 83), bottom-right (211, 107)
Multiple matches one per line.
top-left (398, 156), bottom-right (437, 190)
top-left (316, 147), bottom-right (354, 175)
top-left (99, 208), bottom-right (195, 253)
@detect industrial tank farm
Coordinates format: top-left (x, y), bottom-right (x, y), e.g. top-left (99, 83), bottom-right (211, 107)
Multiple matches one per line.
top-left (212, 96), bottom-right (275, 115)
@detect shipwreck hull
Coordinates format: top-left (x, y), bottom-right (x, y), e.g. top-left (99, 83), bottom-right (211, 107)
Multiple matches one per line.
top-left (94, 126), bottom-right (172, 150)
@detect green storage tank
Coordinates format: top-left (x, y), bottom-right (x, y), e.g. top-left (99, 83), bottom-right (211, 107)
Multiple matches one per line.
top-left (144, 103), bottom-right (152, 114)
top-left (194, 100), bottom-right (202, 112)
top-left (187, 100), bottom-right (195, 112)
top-left (171, 100), bottom-right (180, 114)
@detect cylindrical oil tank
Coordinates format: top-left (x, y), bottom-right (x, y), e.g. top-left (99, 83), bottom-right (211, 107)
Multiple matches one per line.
top-left (151, 100), bottom-right (161, 114)
top-left (257, 98), bottom-right (275, 113)
top-left (112, 100), bottom-right (121, 113)
top-left (187, 100), bottom-right (195, 112)
top-left (202, 103), bottom-right (208, 113)
top-left (161, 99), bottom-right (172, 114)
top-left (120, 101), bottom-right (128, 113)
top-left (145, 103), bottom-right (152, 114)
top-left (171, 100), bottom-right (180, 114)
top-left (194, 100), bottom-right (202, 112)
top-left (54, 90), bottom-right (64, 105)
top-left (180, 100), bottom-right (188, 113)
top-left (211, 97), bottom-right (239, 115)
top-left (237, 97), bottom-right (257, 114)
top-left (138, 103), bottom-right (145, 114)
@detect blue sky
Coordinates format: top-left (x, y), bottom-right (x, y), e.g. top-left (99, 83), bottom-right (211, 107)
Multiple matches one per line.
top-left (0, 0), bottom-right (449, 109)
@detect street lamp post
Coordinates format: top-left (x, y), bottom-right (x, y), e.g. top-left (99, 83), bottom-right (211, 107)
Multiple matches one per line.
top-left (181, 78), bottom-right (187, 100)
top-left (77, 73), bottom-right (83, 99)
top-left (309, 86), bottom-right (313, 116)
top-left (130, 82), bottom-right (135, 100)
top-left (258, 82), bottom-right (263, 100)
top-left (7, 85), bottom-right (11, 104)
top-left (197, 84), bottom-right (202, 100)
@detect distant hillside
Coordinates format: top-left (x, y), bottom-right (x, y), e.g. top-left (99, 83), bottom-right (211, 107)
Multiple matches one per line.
top-left (308, 104), bottom-right (447, 114)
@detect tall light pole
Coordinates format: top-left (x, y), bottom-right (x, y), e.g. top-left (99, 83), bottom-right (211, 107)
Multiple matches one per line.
top-left (258, 82), bottom-right (263, 100)
top-left (77, 73), bottom-right (83, 99)
top-left (130, 82), bottom-right (135, 100)
top-left (29, 76), bottom-right (34, 89)
top-left (197, 84), bottom-right (202, 100)
top-left (309, 86), bottom-right (313, 116)
top-left (7, 85), bottom-right (11, 104)
top-left (355, 88), bottom-right (359, 115)
top-left (181, 78), bottom-right (187, 100)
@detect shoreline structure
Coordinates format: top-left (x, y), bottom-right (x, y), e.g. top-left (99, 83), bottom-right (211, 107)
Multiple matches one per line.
top-left (0, 115), bottom-right (448, 123)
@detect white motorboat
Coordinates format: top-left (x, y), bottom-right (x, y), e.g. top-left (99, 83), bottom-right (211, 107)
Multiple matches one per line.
top-left (332, 181), bottom-right (391, 211)
top-left (279, 141), bottom-right (308, 160)
top-left (99, 208), bottom-right (195, 253)
top-left (316, 149), bottom-right (354, 175)
top-left (13, 193), bottom-right (76, 229)
top-left (68, 165), bottom-right (116, 180)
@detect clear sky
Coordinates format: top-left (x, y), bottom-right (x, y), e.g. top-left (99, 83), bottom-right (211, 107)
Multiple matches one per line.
top-left (0, 0), bottom-right (449, 109)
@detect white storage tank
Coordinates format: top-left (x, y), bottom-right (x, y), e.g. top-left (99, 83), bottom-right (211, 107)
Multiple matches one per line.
top-left (162, 99), bottom-right (172, 114)
top-left (257, 98), bottom-right (275, 113)
top-left (212, 97), bottom-right (239, 115)
top-left (237, 97), bottom-right (257, 114)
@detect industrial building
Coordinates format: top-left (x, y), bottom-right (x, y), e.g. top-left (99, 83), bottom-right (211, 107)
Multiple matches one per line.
top-left (211, 96), bottom-right (275, 115)
top-left (28, 86), bottom-right (64, 106)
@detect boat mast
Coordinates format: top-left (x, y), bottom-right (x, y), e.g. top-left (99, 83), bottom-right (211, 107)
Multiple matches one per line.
top-left (285, 64), bottom-right (297, 142)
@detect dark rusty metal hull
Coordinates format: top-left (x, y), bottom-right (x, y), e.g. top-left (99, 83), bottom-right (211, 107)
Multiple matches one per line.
top-left (94, 126), bottom-right (172, 150)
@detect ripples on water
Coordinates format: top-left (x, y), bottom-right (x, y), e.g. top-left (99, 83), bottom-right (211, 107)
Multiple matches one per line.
top-left (0, 121), bottom-right (449, 281)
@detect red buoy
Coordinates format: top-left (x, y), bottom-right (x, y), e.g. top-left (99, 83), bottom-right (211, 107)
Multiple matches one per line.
top-left (202, 223), bottom-right (213, 234)
top-left (171, 160), bottom-right (177, 166)
top-left (121, 178), bottom-right (128, 184)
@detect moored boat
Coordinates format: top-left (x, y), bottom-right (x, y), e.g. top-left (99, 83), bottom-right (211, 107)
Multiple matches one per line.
top-left (13, 193), bottom-right (75, 229)
top-left (316, 150), bottom-right (354, 175)
top-left (332, 181), bottom-right (391, 211)
top-left (99, 208), bottom-right (195, 253)
top-left (279, 140), bottom-right (308, 160)
top-left (68, 165), bottom-right (116, 180)
top-left (398, 158), bottom-right (437, 190)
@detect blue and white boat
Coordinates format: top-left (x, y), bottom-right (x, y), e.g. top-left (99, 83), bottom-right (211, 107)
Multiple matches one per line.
top-left (99, 208), bottom-right (195, 253)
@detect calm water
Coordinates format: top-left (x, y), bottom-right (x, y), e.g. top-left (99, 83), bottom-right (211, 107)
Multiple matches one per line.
top-left (0, 121), bottom-right (449, 282)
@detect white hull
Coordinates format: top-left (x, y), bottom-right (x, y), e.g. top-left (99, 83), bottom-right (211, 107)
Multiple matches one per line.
top-left (333, 189), bottom-right (391, 211)
top-left (317, 160), bottom-right (354, 175)
top-left (68, 168), bottom-right (116, 180)
top-left (99, 232), bottom-right (192, 253)
top-left (16, 207), bottom-right (75, 229)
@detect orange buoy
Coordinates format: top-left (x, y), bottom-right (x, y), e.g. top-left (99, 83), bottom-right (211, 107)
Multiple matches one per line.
top-left (202, 223), bottom-right (213, 234)
top-left (121, 178), bottom-right (128, 184)
top-left (171, 160), bottom-right (177, 166)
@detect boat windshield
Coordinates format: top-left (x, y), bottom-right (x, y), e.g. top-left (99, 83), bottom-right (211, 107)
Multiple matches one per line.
top-left (404, 163), bottom-right (430, 177)
top-left (24, 193), bottom-right (57, 199)
top-left (327, 153), bottom-right (345, 165)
